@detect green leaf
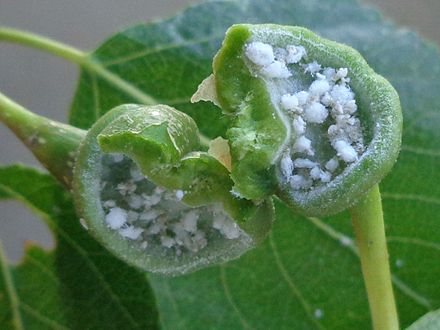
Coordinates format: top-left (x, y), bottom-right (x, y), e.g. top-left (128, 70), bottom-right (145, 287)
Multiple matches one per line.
top-left (67, 0), bottom-right (439, 328)
top-left (0, 165), bottom-right (159, 329)
top-left (407, 309), bottom-right (440, 330)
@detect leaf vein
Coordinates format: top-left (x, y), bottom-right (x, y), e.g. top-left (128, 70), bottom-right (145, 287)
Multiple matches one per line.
top-left (219, 265), bottom-right (252, 329)
top-left (20, 302), bottom-right (70, 330)
top-left (99, 34), bottom-right (224, 67)
top-left (306, 217), bottom-right (434, 310)
top-left (269, 233), bottom-right (325, 330)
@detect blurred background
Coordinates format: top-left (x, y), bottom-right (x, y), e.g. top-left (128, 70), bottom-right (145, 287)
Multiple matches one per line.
top-left (1, 0), bottom-right (439, 262)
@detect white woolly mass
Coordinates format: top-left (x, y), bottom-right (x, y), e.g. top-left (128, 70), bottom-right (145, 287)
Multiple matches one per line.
top-left (304, 102), bottom-right (329, 124)
top-left (280, 94), bottom-right (299, 110)
top-left (304, 61), bottom-right (322, 75)
top-left (290, 175), bottom-right (311, 190)
top-left (285, 45), bottom-right (306, 64)
top-left (310, 166), bottom-right (322, 180)
top-left (281, 153), bottom-right (294, 178)
top-left (334, 140), bottom-right (358, 163)
top-left (261, 61), bottom-right (292, 78)
top-left (119, 226), bottom-right (144, 240)
top-left (309, 79), bottom-right (331, 96)
top-left (325, 158), bottom-right (339, 172)
top-left (293, 116), bottom-right (306, 135)
top-left (182, 210), bottom-right (199, 233)
top-left (294, 136), bottom-right (314, 155)
top-left (330, 84), bottom-right (354, 104)
top-left (293, 158), bottom-right (317, 168)
top-left (295, 91), bottom-right (309, 106)
top-left (242, 41), bottom-right (364, 191)
top-left (105, 207), bottom-right (127, 229)
top-left (245, 42), bottom-right (275, 66)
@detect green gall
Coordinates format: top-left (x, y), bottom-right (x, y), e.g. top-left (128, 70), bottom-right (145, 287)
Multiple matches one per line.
top-left (73, 104), bottom-right (274, 275)
top-left (205, 24), bottom-right (402, 217)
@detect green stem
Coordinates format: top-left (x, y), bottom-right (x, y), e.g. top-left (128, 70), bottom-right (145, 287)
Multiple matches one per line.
top-left (0, 91), bottom-right (86, 187)
top-left (349, 184), bottom-right (399, 330)
top-left (0, 27), bottom-right (86, 65)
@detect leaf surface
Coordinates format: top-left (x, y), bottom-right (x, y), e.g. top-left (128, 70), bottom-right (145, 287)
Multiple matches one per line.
top-left (65, 0), bottom-right (440, 328)
top-left (0, 165), bottom-right (159, 329)
top-left (407, 309), bottom-right (440, 330)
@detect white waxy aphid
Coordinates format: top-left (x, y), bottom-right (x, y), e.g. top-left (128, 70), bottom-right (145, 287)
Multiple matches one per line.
top-left (175, 190), bottom-right (185, 201)
top-left (344, 100), bottom-right (357, 114)
top-left (323, 67), bottom-right (336, 80)
top-left (314, 309), bottom-right (324, 319)
top-left (304, 61), bottom-right (321, 75)
top-left (310, 166), bottom-right (322, 180)
top-left (294, 136), bottom-right (314, 155)
top-left (130, 166), bottom-right (145, 182)
top-left (334, 140), bottom-right (358, 163)
top-left (261, 61), bottom-right (292, 79)
top-left (280, 94), bottom-right (299, 110)
top-left (213, 214), bottom-right (241, 239)
top-left (309, 79), bottom-right (331, 96)
top-left (213, 213), bottom-right (227, 230)
top-left (332, 102), bottom-right (344, 115)
top-left (293, 116), bottom-right (306, 135)
top-left (222, 221), bottom-right (241, 239)
top-left (285, 45), bottom-right (306, 64)
top-left (321, 92), bottom-right (333, 107)
top-left (330, 84), bottom-right (354, 104)
top-left (293, 158), bottom-right (317, 168)
top-left (245, 42), bottom-right (275, 66)
top-left (193, 231), bottom-right (208, 248)
top-left (143, 193), bottom-right (161, 207)
top-left (102, 200), bottom-right (116, 209)
top-left (119, 226), bottom-right (144, 240)
top-left (139, 209), bottom-right (161, 222)
top-left (295, 91), bottom-right (309, 106)
top-left (117, 181), bottom-right (137, 196)
top-left (304, 102), bottom-right (328, 124)
top-left (273, 47), bottom-right (287, 61)
top-left (160, 236), bottom-right (175, 248)
top-left (327, 124), bottom-right (341, 137)
top-left (339, 235), bottom-right (353, 246)
top-left (105, 207), bottom-right (128, 229)
top-left (111, 153), bottom-right (124, 163)
top-left (127, 210), bottom-right (139, 222)
top-left (325, 157), bottom-right (339, 172)
top-left (182, 210), bottom-right (199, 233)
top-left (319, 170), bottom-right (332, 183)
top-left (79, 218), bottom-right (89, 230)
top-left (148, 223), bottom-right (162, 235)
top-left (290, 175), bottom-right (311, 190)
top-left (335, 68), bottom-right (348, 80)
top-left (128, 194), bottom-right (144, 209)
top-left (280, 153), bottom-right (294, 178)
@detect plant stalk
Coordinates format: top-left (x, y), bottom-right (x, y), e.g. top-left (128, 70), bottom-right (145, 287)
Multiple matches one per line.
top-left (0, 27), bottom-right (86, 65)
top-left (0, 91), bottom-right (86, 187)
top-left (349, 184), bottom-right (399, 330)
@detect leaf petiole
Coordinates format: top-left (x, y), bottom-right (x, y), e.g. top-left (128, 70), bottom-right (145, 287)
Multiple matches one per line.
top-left (0, 27), bottom-right (86, 65)
top-left (350, 184), bottom-right (399, 330)
top-left (0, 90), bottom-right (86, 187)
